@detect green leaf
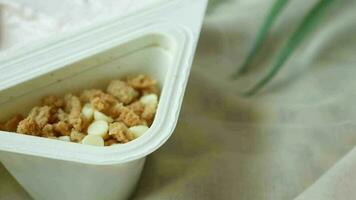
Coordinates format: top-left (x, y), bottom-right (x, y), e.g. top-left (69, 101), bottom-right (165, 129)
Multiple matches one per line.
top-left (232, 0), bottom-right (290, 78)
top-left (244, 0), bottom-right (334, 96)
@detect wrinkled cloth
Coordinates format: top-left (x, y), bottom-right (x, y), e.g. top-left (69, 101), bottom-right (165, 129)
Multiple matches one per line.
top-left (1, 0), bottom-right (356, 199)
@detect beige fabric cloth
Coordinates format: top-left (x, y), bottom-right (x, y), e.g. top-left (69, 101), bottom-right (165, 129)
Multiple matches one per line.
top-left (1, 0), bottom-right (356, 199)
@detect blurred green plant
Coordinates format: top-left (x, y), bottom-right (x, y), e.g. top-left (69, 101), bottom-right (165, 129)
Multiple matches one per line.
top-left (232, 0), bottom-right (290, 76)
top-left (233, 0), bottom-right (335, 96)
top-left (206, 0), bottom-right (231, 14)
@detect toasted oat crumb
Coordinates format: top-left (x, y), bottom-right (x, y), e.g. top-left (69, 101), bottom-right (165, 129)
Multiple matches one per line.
top-left (107, 80), bottom-right (138, 104)
top-left (127, 101), bottom-right (145, 116)
top-left (104, 139), bottom-right (119, 146)
top-left (17, 118), bottom-right (38, 136)
top-left (1, 114), bottom-right (24, 132)
top-left (109, 122), bottom-right (132, 143)
top-left (70, 130), bottom-right (86, 142)
top-left (80, 89), bottom-right (103, 103)
top-left (91, 97), bottom-right (108, 112)
top-left (57, 109), bottom-right (68, 122)
top-left (34, 106), bottom-right (52, 129)
top-left (81, 116), bottom-right (91, 132)
top-left (118, 110), bottom-right (144, 127)
top-left (53, 121), bottom-right (71, 136)
top-left (17, 106), bottom-right (53, 135)
top-left (80, 89), bottom-right (117, 114)
top-left (111, 103), bottom-right (143, 126)
top-left (64, 94), bottom-right (81, 114)
top-left (142, 85), bottom-right (160, 96)
top-left (64, 94), bottom-right (82, 131)
top-left (41, 124), bottom-right (56, 137)
top-left (90, 94), bottom-right (117, 113)
top-left (5, 74), bottom-right (159, 146)
top-left (141, 106), bottom-right (156, 126)
top-left (126, 74), bottom-right (157, 89)
top-left (42, 95), bottom-right (64, 108)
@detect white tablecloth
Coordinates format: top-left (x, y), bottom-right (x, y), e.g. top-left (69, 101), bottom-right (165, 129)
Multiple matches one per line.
top-left (1, 0), bottom-right (356, 199)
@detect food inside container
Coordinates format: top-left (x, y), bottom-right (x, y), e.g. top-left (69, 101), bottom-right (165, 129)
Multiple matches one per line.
top-left (0, 74), bottom-right (160, 146)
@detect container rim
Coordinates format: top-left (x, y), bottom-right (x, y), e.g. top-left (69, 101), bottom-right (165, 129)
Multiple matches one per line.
top-left (0, 23), bottom-right (194, 165)
top-left (0, 0), bottom-right (208, 165)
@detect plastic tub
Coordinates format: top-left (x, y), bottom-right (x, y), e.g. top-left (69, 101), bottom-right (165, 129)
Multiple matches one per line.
top-left (0, 1), bottom-right (207, 200)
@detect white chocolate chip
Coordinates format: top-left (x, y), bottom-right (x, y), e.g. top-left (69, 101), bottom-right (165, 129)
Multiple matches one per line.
top-left (129, 125), bottom-right (149, 138)
top-left (82, 103), bottom-right (94, 119)
top-left (140, 94), bottom-right (158, 108)
top-left (58, 136), bottom-right (71, 142)
top-left (94, 110), bottom-right (113, 123)
top-left (81, 135), bottom-right (104, 146)
top-left (87, 120), bottom-right (109, 138)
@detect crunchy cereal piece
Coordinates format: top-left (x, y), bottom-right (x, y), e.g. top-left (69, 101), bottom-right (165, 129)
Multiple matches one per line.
top-left (69, 115), bottom-right (83, 132)
top-left (17, 106), bottom-right (52, 135)
top-left (70, 130), bottom-right (86, 143)
top-left (1, 114), bottom-right (24, 132)
top-left (142, 85), bottom-right (160, 96)
top-left (117, 108), bottom-right (142, 128)
top-left (64, 94), bottom-right (81, 115)
top-left (17, 118), bottom-right (39, 136)
top-left (109, 103), bottom-right (124, 118)
top-left (64, 94), bottom-right (82, 131)
top-left (80, 89), bottom-right (118, 113)
top-left (41, 124), bottom-right (56, 137)
top-left (109, 122), bottom-right (128, 135)
top-left (126, 74), bottom-right (157, 89)
top-left (58, 108), bottom-right (89, 132)
top-left (139, 94), bottom-right (158, 125)
top-left (127, 101), bottom-right (145, 116)
top-left (34, 106), bottom-right (52, 128)
top-left (111, 103), bottom-right (142, 126)
top-left (90, 94), bottom-right (117, 113)
top-left (53, 121), bottom-right (71, 136)
top-left (81, 116), bottom-right (91, 132)
top-left (57, 109), bottom-right (68, 121)
top-left (107, 80), bottom-right (138, 104)
top-left (49, 108), bottom-right (60, 124)
top-left (80, 89), bottom-right (104, 103)
top-left (42, 95), bottom-right (64, 108)
top-left (109, 122), bottom-right (132, 143)
top-left (102, 93), bottom-right (119, 105)
top-left (141, 106), bottom-right (156, 126)
top-left (104, 139), bottom-right (119, 146)
top-left (91, 96), bottom-right (108, 112)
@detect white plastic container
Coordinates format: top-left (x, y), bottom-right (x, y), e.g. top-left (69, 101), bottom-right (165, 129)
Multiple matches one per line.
top-left (0, 1), bottom-right (207, 200)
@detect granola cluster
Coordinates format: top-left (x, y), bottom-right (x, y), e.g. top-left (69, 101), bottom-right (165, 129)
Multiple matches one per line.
top-left (0, 74), bottom-right (159, 146)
